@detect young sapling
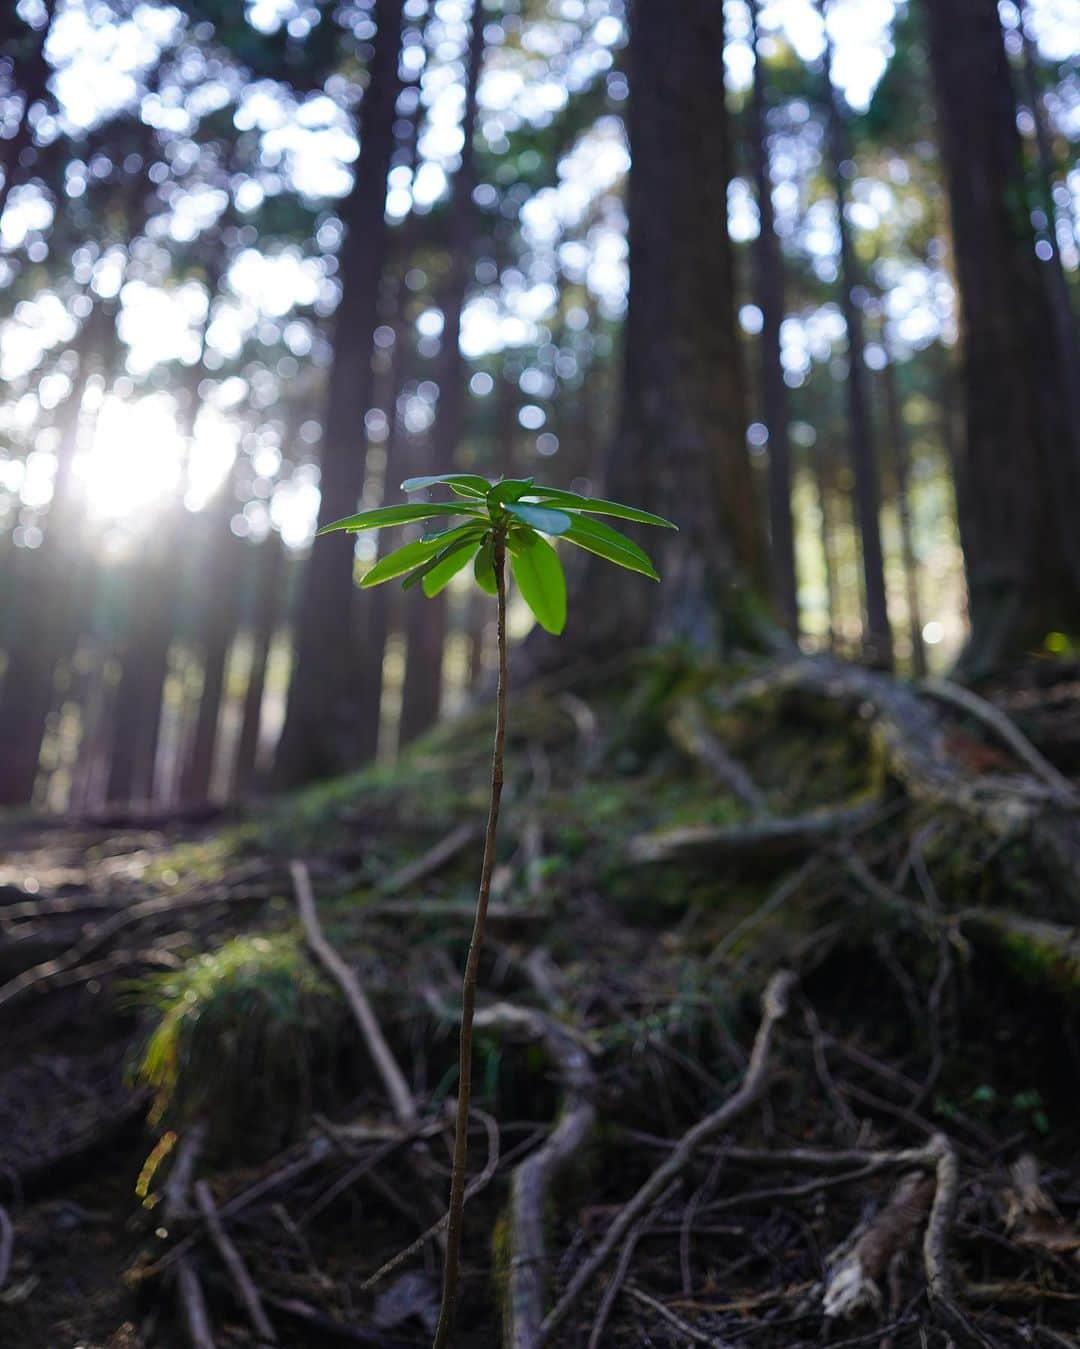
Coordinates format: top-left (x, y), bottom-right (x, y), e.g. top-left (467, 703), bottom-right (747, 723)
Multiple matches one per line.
top-left (318, 472), bottom-right (675, 1346)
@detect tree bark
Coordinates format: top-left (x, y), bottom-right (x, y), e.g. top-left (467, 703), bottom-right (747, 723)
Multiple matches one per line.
top-left (0, 306), bottom-right (107, 806)
top-left (233, 531), bottom-right (284, 793)
top-left (749, 0), bottom-right (799, 640)
top-left (819, 0), bottom-right (893, 669)
top-left (273, 0), bottom-right (405, 787)
top-left (921, 0), bottom-right (1080, 677)
top-left (399, 0), bottom-right (486, 746)
top-left (559, 0), bottom-right (770, 660)
top-left (879, 352), bottom-right (927, 676)
top-left (179, 489), bottom-right (243, 803)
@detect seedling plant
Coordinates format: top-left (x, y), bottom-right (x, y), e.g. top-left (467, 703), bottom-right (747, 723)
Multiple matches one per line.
top-left (319, 472), bottom-right (674, 1345)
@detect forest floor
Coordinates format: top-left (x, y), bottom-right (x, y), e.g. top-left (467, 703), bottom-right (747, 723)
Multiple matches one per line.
top-left (2, 650), bottom-right (1080, 1349)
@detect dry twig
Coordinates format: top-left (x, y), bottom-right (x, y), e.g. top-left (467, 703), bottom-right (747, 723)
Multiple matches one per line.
top-left (194, 1178), bottom-right (277, 1345)
top-left (291, 859), bottom-right (416, 1130)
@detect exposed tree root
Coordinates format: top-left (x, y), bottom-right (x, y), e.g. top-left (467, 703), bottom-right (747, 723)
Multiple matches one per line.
top-left (535, 970), bottom-right (796, 1347)
top-left (628, 803), bottom-right (879, 867)
top-left (476, 1004), bottom-right (597, 1349)
top-left (5, 653), bottom-right (1080, 1346)
top-left (667, 698), bottom-right (768, 813)
top-left (921, 676), bottom-right (1077, 801)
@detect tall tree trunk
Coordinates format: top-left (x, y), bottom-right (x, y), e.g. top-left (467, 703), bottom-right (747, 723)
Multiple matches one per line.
top-left (106, 545), bottom-right (173, 804)
top-left (819, 0), bottom-right (892, 668)
top-left (879, 353), bottom-right (927, 676)
top-left (399, 0), bottom-right (485, 744)
top-left (1014, 5), bottom-right (1080, 442)
top-left (179, 489), bottom-right (243, 802)
top-left (921, 0), bottom-right (1080, 677)
top-left (233, 531), bottom-right (284, 793)
top-left (749, 0), bottom-right (799, 640)
top-left (273, 0), bottom-right (405, 787)
top-left (560, 0), bottom-right (770, 659)
top-left (814, 440), bottom-right (839, 653)
top-left (0, 313), bottom-right (103, 806)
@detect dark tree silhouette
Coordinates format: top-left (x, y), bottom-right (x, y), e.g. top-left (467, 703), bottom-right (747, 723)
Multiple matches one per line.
top-left (749, 0), bottom-right (799, 640)
top-left (819, 0), bottom-right (892, 669)
top-left (922, 0), bottom-right (1080, 676)
top-left (559, 0), bottom-right (770, 660)
top-left (274, 0), bottom-right (405, 786)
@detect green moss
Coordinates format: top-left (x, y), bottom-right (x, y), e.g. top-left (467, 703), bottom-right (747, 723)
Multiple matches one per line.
top-left (131, 932), bottom-right (344, 1155)
top-left (971, 914), bottom-right (1080, 1000)
top-left (142, 832), bottom-right (248, 888)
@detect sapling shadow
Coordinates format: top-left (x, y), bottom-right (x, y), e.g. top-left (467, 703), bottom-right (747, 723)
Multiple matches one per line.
top-left (319, 472), bottom-right (674, 1346)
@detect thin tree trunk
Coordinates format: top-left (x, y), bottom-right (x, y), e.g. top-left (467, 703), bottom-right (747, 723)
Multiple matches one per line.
top-left (814, 441), bottom-right (839, 653)
top-left (749, 0), bottom-right (798, 639)
top-left (180, 490), bottom-right (243, 802)
top-left (106, 547), bottom-right (171, 805)
top-left (274, 0), bottom-right (405, 787)
top-left (818, 0), bottom-right (892, 668)
top-left (0, 314), bottom-right (101, 805)
top-left (399, 0), bottom-right (486, 745)
top-left (880, 354), bottom-right (927, 676)
top-left (233, 531), bottom-right (284, 793)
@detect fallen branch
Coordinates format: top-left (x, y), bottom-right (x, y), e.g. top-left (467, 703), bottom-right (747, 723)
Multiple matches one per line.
top-left (624, 1282), bottom-right (728, 1346)
top-left (923, 1133), bottom-right (990, 1348)
top-left (377, 822), bottom-right (479, 896)
top-left (360, 1109), bottom-right (499, 1292)
top-left (667, 700), bottom-right (767, 814)
top-left (823, 1170), bottom-right (934, 1319)
top-left (535, 970), bottom-right (796, 1347)
top-left (195, 1178), bottom-right (277, 1345)
top-left (628, 804), bottom-right (878, 867)
top-left (291, 860), bottom-right (416, 1131)
top-left (0, 886), bottom-right (261, 1011)
top-left (164, 1120), bottom-right (208, 1223)
top-left (708, 857), bottom-right (823, 966)
top-left (588, 1183), bottom-right (679, 1349)
top-left (921, 677), bottom-right (1077, 801)
top-left (177, 1259), bottom-right (216, 1349)
top-left (146, 1136), bottom-right (335, 1279)
top-left (164, 1122), bottom-right (213, 1349)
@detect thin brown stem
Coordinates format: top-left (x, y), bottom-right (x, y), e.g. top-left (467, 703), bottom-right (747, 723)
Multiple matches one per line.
top-left (433, 532), bottom-right (508, 1349)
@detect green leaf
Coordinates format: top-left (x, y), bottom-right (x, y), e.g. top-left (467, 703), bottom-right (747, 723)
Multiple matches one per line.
top-left (511, 535), bottom-right (567, 635)
top-left (421, 522), bottom-right (486, 545)
top-left (401, 473), bottom-right (491, 497)
top-left (360, 536), bottom-right (449, 588)
top-left (506, 524), bottom-right (539, 555)
top-left (474, 536), bottom-right (498, 594)
top-left (562, 514), bottom-right (660, 581)
top-left (527, 488), bottom-right (678, 530)
top-left (361, 524), bottom-right (483, 588)
top-left (488, 477), bottom-right (535, 506)
top-left (318, 502), bottom-right (472, 535)
top-left (504, 501), bottom-right (572, 535)
top-left (422, 538), bottom-right (481, 596)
